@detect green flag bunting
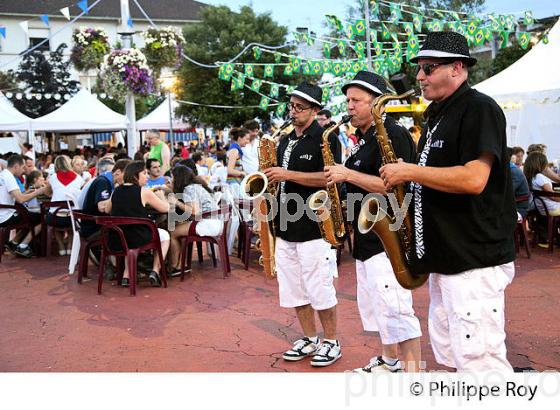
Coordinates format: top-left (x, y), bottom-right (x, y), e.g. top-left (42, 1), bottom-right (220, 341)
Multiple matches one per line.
top-left (389, 3), bottom-right (402, 23)
top-left (412, 14), bottom-right (423, 32)
top-left (250, 79), bottom-right (262, 92)
top-left (283, 65), bottom-right (293, 77)
top-left (259, 96), bottom-right (270, 111)
top-left (323, 43), bottom-right (331, 58)
top-left (354, 20), bottom-right (366, 36)
top-left (231, 73), bottom-right (245, 91)
top-left (244, 65), bottom-right (254, 78)
top-left (269, 84), bottom-right (280, 98)
top-left (524, 11), bottom-right (534, 26)
top-left (276, 103), bottom-right (287, 117)
top-left (253, 47), bottom-right (262, 60)
top-left (264, 64), bottom-right (274, 78)
top-left (517, 32), bottom-right (530, 50)
top-left (498, 31), bottom-right (510, 49)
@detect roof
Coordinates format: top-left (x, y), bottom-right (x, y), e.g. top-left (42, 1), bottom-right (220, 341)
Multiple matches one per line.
top-left (0, 0), bottom-right (205, 22)
top-left (0, 92), bottom-right (33, 132)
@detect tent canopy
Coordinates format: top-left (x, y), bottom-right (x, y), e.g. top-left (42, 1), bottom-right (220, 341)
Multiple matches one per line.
top-left (474, 19), bottom-right (560, 160)
top-left (0, 92), bottom-right (33, 132)
top-left (32, 89), bottom-right (128, 132)
top-left (137, 94), bottom-right (189, 131)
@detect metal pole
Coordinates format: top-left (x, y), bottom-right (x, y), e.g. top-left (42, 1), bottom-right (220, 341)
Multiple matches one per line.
top-left (364, 0), bottom-right (373, 72)
top-left (168, 91), bottom-right (174, 150)
top-left (120, 0), bottom-right (137, 157)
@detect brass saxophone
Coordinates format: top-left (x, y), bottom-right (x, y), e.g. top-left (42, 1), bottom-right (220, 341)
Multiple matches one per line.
top-left (240, 119), bottom-right (292, 278)
top-left (309, 115), bottom-right (353, 246)
top-left (357, 90), bottom-right (429, 290)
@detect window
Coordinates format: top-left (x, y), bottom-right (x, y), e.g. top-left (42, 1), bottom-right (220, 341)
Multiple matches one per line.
top-left (29, 37), bottom-right (50, 52)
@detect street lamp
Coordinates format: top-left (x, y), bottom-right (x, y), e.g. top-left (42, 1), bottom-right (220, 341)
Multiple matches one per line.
top-left (160, 75), bottom-right (177, 151)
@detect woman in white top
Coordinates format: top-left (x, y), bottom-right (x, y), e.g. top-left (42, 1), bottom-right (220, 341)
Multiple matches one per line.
top-left (168, 165), bottom-right (222, 275)
top-left (208, 151), bottom-right (228, 190)
top-left (44, 155), bottom-right (84, 255)
top-left (72, 155), bottom-right (92, 183)
top-left (524, 152), bottom-right (560, 216)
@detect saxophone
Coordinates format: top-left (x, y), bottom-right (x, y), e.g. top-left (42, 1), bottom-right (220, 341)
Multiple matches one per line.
top-left (240, 119), bottom-right (292, 278)
top-left (309, 115), bottom-right (353, 246)
top-left (357, 90), bottom-right (429, 290)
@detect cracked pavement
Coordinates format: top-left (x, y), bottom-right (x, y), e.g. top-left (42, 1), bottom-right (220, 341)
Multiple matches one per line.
top-left (0, 247), bottom-right (559, 372)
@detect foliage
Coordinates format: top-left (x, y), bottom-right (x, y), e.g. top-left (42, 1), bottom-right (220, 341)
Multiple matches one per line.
top-left (12, 44), bottom-right (79, 118)
top-left (100, 48), bottom-right (154, 102)
top-left (70, 27), bottom-right (111, 71)
top-left (141, 27), bottom-right (185, 75)
top-left (0, 70), bottom-right (18, 92)
top-left (176, 5), bottom-right (309, 128)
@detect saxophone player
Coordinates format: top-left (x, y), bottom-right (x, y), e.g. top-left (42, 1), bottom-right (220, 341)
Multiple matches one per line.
top-left (324, 71), bottom-right (422, 372)
top-left (380, 32), bottom-right (516, 372)
top-left (263, 82), bottom-right (342, 367)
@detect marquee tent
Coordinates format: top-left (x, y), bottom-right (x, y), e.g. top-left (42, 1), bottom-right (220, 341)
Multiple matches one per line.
top-left (474, 19), bottom-right (560, 160)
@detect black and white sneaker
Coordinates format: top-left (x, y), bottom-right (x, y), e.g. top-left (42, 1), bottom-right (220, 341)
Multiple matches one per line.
top-left (310, 340), bottom-right (342, 367)
top-left (5, 240), bottom-right (18, 254)
top-left (14, 246), bottom-right (34, 258)
top-left (353, 356), bottom-right (402, 373)
top-left (282, 337), bottom-right (318, 361)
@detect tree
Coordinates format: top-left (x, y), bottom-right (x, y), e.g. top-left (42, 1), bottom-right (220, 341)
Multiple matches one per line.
top-left (176, 5), bottom-right (307, 128)
top-left (0, 70), bottom-right (17, 93)
top-left (13, 44), bottom-right (79, 118)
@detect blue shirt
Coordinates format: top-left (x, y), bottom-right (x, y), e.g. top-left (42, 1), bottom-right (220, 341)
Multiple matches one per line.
top-left (146, 176), bottom-right (167, 188)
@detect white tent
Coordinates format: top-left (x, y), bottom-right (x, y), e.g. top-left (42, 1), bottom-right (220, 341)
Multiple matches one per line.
top-left (0, 92), bottom-right (33, 132)
top-left (32, 89), bottom-right (128, 132)
top-left (137, 94), bottom-right (189, 130)
top-left (474, 19), bottom-right (560, 160)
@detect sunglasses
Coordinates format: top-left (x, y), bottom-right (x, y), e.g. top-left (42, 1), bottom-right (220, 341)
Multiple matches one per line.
top-left (416, 61), bottom-right (454, 76)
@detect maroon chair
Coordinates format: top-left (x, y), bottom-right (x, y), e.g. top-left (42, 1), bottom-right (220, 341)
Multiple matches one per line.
top-left (0, 204), bottom-right (40, 262)
top-left (514, 194), bottom-right (531, 258)
top-left (40, 200), bottom-right (73, 257)
top-left (531, 190), bottom-right (560, 252)
top-left (236, 198), bottom-right (254, 270)
top-left (71, 211), bottom-right (103, 284)
top-left (95, 216), bottom-right (168, 296)
top-left (179, 204), bottom-right (231, 280)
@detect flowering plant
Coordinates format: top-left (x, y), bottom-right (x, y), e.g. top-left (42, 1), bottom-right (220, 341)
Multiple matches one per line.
top-left (100, 49), bottom-right (154, 101)
top-left (70, 27), bottom-right (110, 71)
top-left (141, 26), bottom-right (185, 72)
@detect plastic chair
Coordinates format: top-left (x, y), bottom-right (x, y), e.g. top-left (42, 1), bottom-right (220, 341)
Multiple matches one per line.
top-left (531, 190), bottom-right (560, 252)
top-left (514, 194), bottom-right (531, 258)
top-left (0, 204), bottom-right (39, 262)
top-left (179, 204), bottom-right (232, 280)
top-left (236, 198), bottom-right (254, 270)
top-left (70, 211), bottom-right (103, 283)
top-left (40, 200), bottom-right (73, 257)
top-left (95, 216), bottom-right (168, 296)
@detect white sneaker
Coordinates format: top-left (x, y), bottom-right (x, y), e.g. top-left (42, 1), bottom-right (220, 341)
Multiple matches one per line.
top-left (353, 356), bottom-right (402, 373)
top-left (310, 340), bottom-right (342, 367)
top-left (282, 337), bottom-right (318, 361)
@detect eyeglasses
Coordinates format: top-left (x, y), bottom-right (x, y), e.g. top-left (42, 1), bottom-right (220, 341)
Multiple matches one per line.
top-left (288, 102), bottom-right (312, 113)
top-left (416, 61), bottom-right (454, 76)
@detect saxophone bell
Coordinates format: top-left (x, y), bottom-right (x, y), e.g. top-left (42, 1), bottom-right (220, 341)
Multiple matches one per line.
top-left (357, 196), bottom-right (387, 234)
top-left (240, 171), bottom-right (268, 200)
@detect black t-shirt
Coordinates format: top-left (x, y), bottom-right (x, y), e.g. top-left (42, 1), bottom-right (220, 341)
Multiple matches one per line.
top-left (344, 116), bottom-right (415, 261)
top-left (275, 120), bottom-right (339, 242)
top-left (81, 175), bottom-right (112, 238)
top-left (411, 81), bottom-right (516, 275)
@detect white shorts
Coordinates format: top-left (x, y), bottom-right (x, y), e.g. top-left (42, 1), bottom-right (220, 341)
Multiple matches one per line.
top-left (356, 252), bottom-right (422, 345)
top-left (275, 237), bottom-right (337, 311)
top-left (195, 219), bottom-right (223, 237)
top-left (428, 262), bottom-right (515, 371)
top-left (158, 228), bottom-right (170, 242)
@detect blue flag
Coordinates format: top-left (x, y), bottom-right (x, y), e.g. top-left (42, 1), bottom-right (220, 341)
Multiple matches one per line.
top-left (127, 17), bottom-right (133, 27)
top-left (40, 15), bottom-right (49, 27)
top-left (78, 0), bottom-right (89, 14)
top-left (0, 27), bottom-right (6, 39)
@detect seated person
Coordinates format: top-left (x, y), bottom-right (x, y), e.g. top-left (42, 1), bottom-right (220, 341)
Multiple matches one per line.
top-left (145, 158), bottom-right (170, 189)
top-left (168, 166), bottom-right (222, 276)
top-left (71, 156), bottom-right (92, 183)
top-left (43, 155), bottom-right (84, 256)
top-left (507, 147), bottom-right (530, 219)
top-left (192, 152), bottom-right (209, 179)
top-left (105, 161), bottom-right (170, 287)
top-left (524, 152), bottom-right (560, 217)
top-left (0, 155), bottom-right (48, 258)
top-left (208, 151), bottom-right (228, 190)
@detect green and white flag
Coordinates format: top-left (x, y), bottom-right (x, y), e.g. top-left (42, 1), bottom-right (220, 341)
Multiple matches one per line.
top-left (467, 20), bottom-right (478, 36)
top-left (406, 35), bottom-right (419, 62)
top-left (337, 40), bottom-right (347, 56)
top-left (290, 57), bottom-right (302, 73)
top-left (498, 31), bottom-right (510, 49)
top-left (269, 84), bottom-right (280, 98)
top-left (389, 3), bottom-right (402, 23)
top-left (524, 11), bottom-right (534, 26)
top-left (474, 28), bottom-right (485, 46)
top-left (250, 79), bottom-right (262, 92)
top-left (354, 41), bottom-right (365, 57)
top-left (274, 53), bottom-right (282, 63)
top-left (322, 87), bottom-right (329, 103)
top-left (286, 85), bottom-right (296, 95)
top-left (231, 73), bottom-right (245, 91)
top-left (332, 63), bottom-right (343, 76)
top-left (276, 103), bottom-right (287, 117)
top-left (345, 23), bottom-right (355, 39)
top-left (303, 62), bottom-right (312, 75)
top-left (354, 19), bottom-right (366, 36)
top-left (218, 64), bottom-right (234, 81)
top-left (370, 1), bottom-right (379, 18)
top-left (323, 43), bottom-right (331, 58)
top-left (264, 64), bottom-right (274, 78)
top-left (259, 96), bottom-right (270, 111)
top-left (253, 47), bottom-right (262, 60)
top-left (402, 22), bottom-right (414, 36)
top-left (283, 65), bottom-right (294, 77)
top-left (381, 23), bottom-right (391, 40)
top-left (517, 32), bottom-right (530, 50)
top-left (244, 64), bottom-right (254, 78)
top-left (312, 61), bottom-right (323, 74)
top-left (412, 14), bottom-right (423, 32)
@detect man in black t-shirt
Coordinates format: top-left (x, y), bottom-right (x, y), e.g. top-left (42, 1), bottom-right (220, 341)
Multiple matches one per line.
top-left (325, 71), bottom-right (422, 373)
top-left (263, 83), bottom-right (342, 367)
top-left (380, 32), bottom-right (516, 371)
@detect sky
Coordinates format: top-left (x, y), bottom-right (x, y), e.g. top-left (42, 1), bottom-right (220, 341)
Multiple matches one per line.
top-left (200, 0), bottom-right (560, 33)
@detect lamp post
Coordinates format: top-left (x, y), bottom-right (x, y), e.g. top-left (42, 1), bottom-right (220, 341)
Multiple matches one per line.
top-left (119, 0), bottom-right (137, 157)
top-left (160, 74), bottom-right (177, 151)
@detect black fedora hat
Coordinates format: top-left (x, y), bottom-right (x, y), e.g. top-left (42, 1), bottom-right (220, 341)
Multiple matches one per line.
top-left (289, 82), bottom-right (323, 108)
top-left (342, 70), bottom-right (388, 96)
top-left (410, 31), bottom-right (477, 66)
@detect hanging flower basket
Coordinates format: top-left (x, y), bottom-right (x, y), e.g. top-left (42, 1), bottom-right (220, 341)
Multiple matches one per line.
top-left (100, 49), bottom-right (154, 102)
top-left (141, 26), bottom-right (185, 72)
top-left (70, 27), bottom-right (110, 71)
